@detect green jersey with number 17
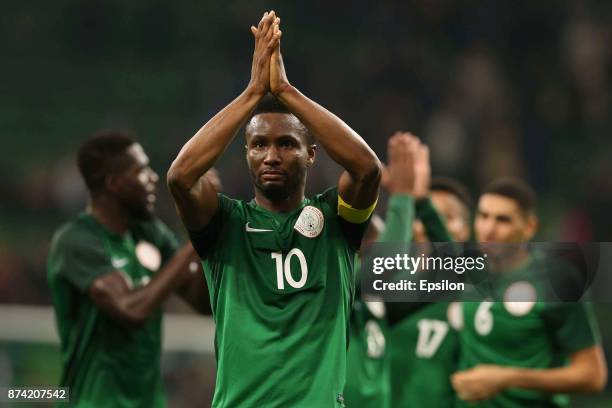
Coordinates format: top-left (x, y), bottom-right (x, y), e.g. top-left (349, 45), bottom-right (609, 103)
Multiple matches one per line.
top-left (389, 302), bottom-right (460, 408)
top-left (190, 187), bottom-right (368, 408)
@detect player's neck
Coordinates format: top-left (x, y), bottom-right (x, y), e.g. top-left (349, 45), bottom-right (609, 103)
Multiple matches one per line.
top-left (254, 189), bottom-right (305, 213)
top-left (495, 246), bottom-right (531, 273)
top-left (87, 196), bottom-right (131, 235)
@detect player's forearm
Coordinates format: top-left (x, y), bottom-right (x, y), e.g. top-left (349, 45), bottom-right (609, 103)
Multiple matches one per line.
top-left (277, 85), bottom-right (381, 181)
top-left (118, 244), bottom-right (197, 325)
top-left (502, 364), bottom-right (606, 394)
top-left (168, 88), bottom-right (263, 191)
top-left (379, 194), bottom-right (415, 244)
top-left (176, 270), bottom-right (212, 315)
top-left (379, 195), bottom-right (430, 323)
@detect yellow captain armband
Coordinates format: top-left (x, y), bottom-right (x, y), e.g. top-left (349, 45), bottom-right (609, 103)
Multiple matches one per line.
top-left (337, 195), bottom-right (378, 224)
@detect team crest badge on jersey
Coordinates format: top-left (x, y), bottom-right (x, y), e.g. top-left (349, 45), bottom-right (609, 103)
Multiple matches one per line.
top-left (135, 241), bottom-right (162, 271)
top-left (294, 205), bottom-right (324, 238)
top-left (503, 281), bottom-right (537, 316)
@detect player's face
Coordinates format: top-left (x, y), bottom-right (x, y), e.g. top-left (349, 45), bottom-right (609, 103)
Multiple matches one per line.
top-left (412, 191), bottom-right (471, 243)
top-left (245, 113), bottom-right (315, 200)
top-left (474, 194), bottom-right (536, 244)
top-left (112, 143), bottom-right (158, 220)
top-left (431, 191), bottom-right (471, 242)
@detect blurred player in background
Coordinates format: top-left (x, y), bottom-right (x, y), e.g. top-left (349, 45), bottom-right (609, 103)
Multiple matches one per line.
top-left (344, 132), bottom-right (421, 408)
top-left (47, 130), bottom-right (212, 407)
top-left (452, 178), bottom-right (608, 406)
top-left (167, 10), bottom-right (381, 407)
top-left (345, 132), bottom-right (470, 408)
top-left (389, 175), bottom-right (473, 405)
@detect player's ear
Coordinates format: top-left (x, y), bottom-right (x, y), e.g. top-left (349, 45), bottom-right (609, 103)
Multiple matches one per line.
top-left (105, 172), bottom-right (122, 194)
top-left (524, 214), bottom-right (538, 240)
top-left (306, 144), bottom-right (316, 167)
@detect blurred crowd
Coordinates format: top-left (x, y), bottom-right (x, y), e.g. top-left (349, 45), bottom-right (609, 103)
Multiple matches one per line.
top-left (3, 0), bottom-right (610, 304)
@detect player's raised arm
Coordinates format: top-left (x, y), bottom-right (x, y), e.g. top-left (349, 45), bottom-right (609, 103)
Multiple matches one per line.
top-left (378, 132), bottom-right (417, 243)
top-left (268, 27), bottom-right (381, 210)
top-left (167, 11), bottom-right (281, 231)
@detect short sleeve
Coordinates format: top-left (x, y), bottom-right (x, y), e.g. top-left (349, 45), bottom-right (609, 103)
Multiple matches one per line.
top-left (543, 302), bottom-right (601, 355)
top-left (318, 187), bottom-right (371, 250)
top-left (48, 228), bottom-right (115, 293)
top-left (188, 193), bottom-right (236, 259)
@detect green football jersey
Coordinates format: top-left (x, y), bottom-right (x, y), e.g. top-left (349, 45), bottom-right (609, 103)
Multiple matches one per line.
top-left (189, 187), bottom-right (367, 408)
top-left (47, 212), bottom-right (178, 408)
top-left (345, 297), bottom-right (390, 408)
top-left (344, 194), bottom-right (415, 408)
top-left (458, 257), bottom-right (601, 408)
top-left (387, 196), bottom-right (459, 408)
top-left (389, 302), bottom-right (460, 408)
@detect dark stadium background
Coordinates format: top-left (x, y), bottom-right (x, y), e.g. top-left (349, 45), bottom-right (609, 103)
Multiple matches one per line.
top-left (0, 1), bottom-right (611, 406)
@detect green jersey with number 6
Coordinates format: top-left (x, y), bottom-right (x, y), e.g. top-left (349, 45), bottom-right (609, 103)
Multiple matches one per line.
top-left (48, 212), bottom-right (179, 408)
top-left (190, 187), bottom-right (367, 408)
top-left (458, 257), bottom-right (601, 408)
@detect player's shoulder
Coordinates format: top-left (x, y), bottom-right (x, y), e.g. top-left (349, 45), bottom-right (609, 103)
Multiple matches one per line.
top-left (312, 186), bottom-right (339, 201)
top-left (215, 192), bottom-right (245, 216)
top-left (529, 251), bottom-right (590, 301)
top-left (310, 186), bottom-right (339, 212)
top-left (540, 300), bottom-right (592, 316)
top-left (49, 213), bottom-right (101, 255)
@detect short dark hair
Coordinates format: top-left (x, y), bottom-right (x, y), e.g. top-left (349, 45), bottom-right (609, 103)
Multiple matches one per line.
top-left (246, 93), bottom-right (311, 142)
top-left (77, 130), bottom-right (136, 192)
top-left (251, 93), bottom-right (291, 117)
top-left (430, 177), bottom-right (473, 214)
top-left (481, 177), bottom-right (536, 215)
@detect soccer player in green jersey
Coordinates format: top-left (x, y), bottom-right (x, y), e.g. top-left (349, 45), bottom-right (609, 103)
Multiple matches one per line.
top-left (345, 132), bottom-right (421, 408)
top-left (167, 11), bottom-right (381, 408)
top-left (47, 131), bottom-right (211, 408)
top-left (345, 132), bottom-right (468, 408)
top-left (452, 178), bottom-right (608, 407)
top-left (389, 175), bottom-right (473, 408)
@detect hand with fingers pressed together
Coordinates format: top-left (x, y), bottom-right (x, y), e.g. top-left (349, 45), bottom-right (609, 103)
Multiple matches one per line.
top-left (381, 132), bottom-right (417, 195)
top-left (412, 138), bottom-right (431, 200)
top-left (381, 131), bottom-right (430, 199)
top-left (248, 11), bottom-right (282, 96)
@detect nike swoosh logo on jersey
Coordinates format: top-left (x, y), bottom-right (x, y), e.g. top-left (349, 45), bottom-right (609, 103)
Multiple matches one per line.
top-left (111, 257), bottom-right (129, 269)
top-left (245, 222), bottom-right (273, 232)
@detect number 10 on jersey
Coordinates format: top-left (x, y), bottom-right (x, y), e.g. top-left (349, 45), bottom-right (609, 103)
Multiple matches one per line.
top-left (271, 249), bottom-right (308, 289)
